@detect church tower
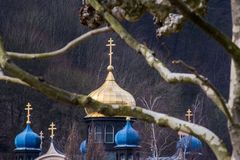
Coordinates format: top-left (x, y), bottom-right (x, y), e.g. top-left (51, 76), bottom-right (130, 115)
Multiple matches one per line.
top-left (80, 38), bottom-right (140, 159)
top-left (14, 102), bottom-right (41, 160)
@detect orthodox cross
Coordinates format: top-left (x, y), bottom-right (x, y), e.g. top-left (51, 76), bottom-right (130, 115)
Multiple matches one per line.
top-left (185, 109), bottom-right (193, 122)
top-left (48, 122), bottom-right (57, 139)
top-left (25, 102), bottom-right (33, 124)
top-left (40, 131), bottom-right (44, 149)
top-left (106, 38), bottom-right (116, 67)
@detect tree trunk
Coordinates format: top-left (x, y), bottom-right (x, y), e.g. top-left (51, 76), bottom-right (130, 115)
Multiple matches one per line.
top-left (229, 0), bottom-right (240, 159)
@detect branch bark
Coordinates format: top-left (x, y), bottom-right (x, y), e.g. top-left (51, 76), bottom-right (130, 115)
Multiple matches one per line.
top-left (168, 0), bottom-right (240, 65)
top-left (0, 37), bottom-right (231, 160)
top-left (0, 75), bottom-right (29, 86)
top-left (6, 26), bottom-right (111, 59)
top-left (88, 0), bottom-right (233, 123)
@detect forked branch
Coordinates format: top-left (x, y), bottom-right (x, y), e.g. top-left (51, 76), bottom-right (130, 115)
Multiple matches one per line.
top-left (88, 0), bottom-right (233, 124)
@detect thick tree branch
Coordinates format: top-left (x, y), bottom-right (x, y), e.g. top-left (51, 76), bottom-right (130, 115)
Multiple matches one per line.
top-left (6, 26), bottom-right (111, 59)
top-left (0, 40), bottom-right (230, 159)
top-left (168, 0), bottom-right (240, 65)
top-left (88, 0), bottom-right (233, 124)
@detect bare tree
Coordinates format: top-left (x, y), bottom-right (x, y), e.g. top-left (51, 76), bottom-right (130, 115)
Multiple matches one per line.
top-left (85, 124), bottom-right (106, 160)
top-left (138, 96), bottom-right (177, 159)
top-left (65, 122), bottom-right (81, 160)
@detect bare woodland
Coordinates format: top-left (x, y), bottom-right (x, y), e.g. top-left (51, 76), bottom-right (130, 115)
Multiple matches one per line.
top-left (0, 0), bottom-right (240, 160)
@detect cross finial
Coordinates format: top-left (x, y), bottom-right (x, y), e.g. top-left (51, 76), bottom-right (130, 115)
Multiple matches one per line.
top-left (48, 122), bottom-right (57, 139)
top-left (25, 102), bottom-right (33, 124)
top-left (106, 37), bottom-right (116, 70)
top-left (40, 131), bottom-right (44, 149)
top-left (185, 109), bottom-right (193, 122)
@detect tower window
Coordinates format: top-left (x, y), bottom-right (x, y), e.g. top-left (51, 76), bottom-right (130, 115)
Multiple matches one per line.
top-left (94, 125), bottom-right (102, 142)
top-left (104, 125), bottom-right (114, 143)
top-left (120, 153), bottom-right (125, 160)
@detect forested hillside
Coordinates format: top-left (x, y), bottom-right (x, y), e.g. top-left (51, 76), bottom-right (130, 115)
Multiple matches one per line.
top-left (0, 0), bottom-right (232, 159)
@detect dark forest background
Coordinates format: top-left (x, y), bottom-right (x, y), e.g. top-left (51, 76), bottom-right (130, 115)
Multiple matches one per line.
top-left (0, 0), bottom-right (232, 159)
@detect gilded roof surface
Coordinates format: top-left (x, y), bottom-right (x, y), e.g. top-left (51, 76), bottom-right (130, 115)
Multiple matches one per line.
top-left (85, 38), bottom-right (136, 117)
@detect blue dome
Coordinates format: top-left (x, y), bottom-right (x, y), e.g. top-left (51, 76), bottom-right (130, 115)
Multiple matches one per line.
top-left (15, 124), bottom-right (41, 150)
top-left (177, 136), bottom-right (202, 153)
top-left (115, 121), bottom-right (140, 148)
top-left (80, 140), bottom-right (87, 154)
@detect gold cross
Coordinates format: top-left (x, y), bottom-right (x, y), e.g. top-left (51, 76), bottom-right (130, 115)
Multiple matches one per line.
top-left (106, 38), bottom-right (116, 66)
top-left (25, 102), bottom-right (33, 124)
top-left (48, 122), bottom-right (57, 139)
top-left (40, 131), bottom-right (44, 149)
top-left (185, 109), bottom-right (193, 122)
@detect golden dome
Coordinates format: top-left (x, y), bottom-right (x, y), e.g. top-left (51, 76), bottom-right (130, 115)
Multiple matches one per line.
top-left (85, 38), bottom-right (136, 117)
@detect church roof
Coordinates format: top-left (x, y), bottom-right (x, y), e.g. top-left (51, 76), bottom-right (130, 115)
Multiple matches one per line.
top-left (14, 103), bottom-right (41, 151)
top-left (85, 38), bottom-right (136, 118)
top-left (35, 141), bottom-right (66, 160)
top-left (115, 118), bottom-right (140, 148)
top-left (14, 124), bottom-right (41, 151)
top-left (177, 135), bottom-right (202, 153)
top-left (80, 139), bottom-right (87, 154)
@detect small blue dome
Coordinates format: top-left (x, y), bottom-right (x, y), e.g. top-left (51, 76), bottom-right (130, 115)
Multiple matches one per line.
top-left (80, 140), bottom-right (87, 154)
top-left (115, 121), bottom-right (140, 148)
top-left (15, 124), bottom-right (41, 150)
top-left (177, 136), bottom-right (202, 153)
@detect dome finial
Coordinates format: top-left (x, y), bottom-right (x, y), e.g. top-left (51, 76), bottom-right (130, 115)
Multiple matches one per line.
top-left (185, 108), bottom-right (193, 122)
top-left (48, 122), bottom-right (57, 139)
top-left (25, 102), bottom-right (33, 124)
top-left (40, 131), bottom-right (44, 149)
top-left (106, 37), bottom-right (116, 71)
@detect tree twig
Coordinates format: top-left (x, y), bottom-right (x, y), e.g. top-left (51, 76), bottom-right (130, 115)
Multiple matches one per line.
top-left (6, 26), bottom-right (112, 59)
top-left (0, 75), bottom-right (29, 86)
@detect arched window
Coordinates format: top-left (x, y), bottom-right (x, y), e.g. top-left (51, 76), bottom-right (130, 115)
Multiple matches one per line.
top-left (94, 125), bottom-right (102, 142)
top-left (104, 125), bottom-right (114, 143)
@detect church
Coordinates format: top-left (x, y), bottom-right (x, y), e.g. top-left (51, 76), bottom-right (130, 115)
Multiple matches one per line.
top-left (12, 38), bottom-right (203, 160)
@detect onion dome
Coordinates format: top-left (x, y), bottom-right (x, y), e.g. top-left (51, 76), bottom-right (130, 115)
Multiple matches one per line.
top-left (86, 38), bottom-right (136, 117)
top-left (176, 135), bottom-right (202, 153)
top-left (15, 124), bottom-right (41, 150)
top-left (35, 141), bottom-right (66, 160)
top-left (80, 140), bottom-right (87, 154)
top-left (115, 118), bottom-right (140, 148)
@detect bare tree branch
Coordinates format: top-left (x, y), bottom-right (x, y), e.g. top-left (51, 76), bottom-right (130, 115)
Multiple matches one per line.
top-left (0, 37), bottom-right (230, 160)
top-left (6, 26), bottom-right (111, 59)
top-left (0, 75), bottom-right (29, 86)
top-left (168, 0), bottom-right (240, 65)
top-left (88, 0), bottom-right (233, 123)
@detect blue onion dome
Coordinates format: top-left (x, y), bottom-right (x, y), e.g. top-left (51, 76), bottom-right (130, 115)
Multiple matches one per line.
top-left (115, 120), bottom-right (140, 148)
top-left (80, 140), bottom-right (87, 154)
top-left (177, 135), bottom-right (202, 153)
top-left (15, 124), bottom-right (41, 150)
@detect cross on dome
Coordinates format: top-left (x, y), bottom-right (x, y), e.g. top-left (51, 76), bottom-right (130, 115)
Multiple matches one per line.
top-left (48, 122), bottom-right (57, 139)
top-left (25, 102), bottom-right (33, 124)
top-left (40, 131), bottom-right (44, 149)
top-left (106, 37), bottom-right (116, 70)
top-left (185, 109), bottom-right (193, 122)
